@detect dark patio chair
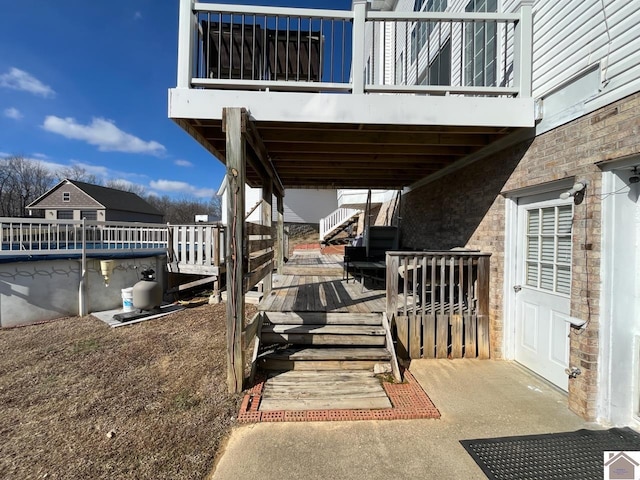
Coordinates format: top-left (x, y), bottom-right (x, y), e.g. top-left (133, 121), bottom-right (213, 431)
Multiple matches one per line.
top-left (343, 246), bottom-right (366, 282)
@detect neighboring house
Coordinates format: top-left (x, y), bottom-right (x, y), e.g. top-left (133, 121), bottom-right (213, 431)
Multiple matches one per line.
top-left (217, 177), bottom-right (338, 226)
top-left (169, 0), bottom-right (640, 424)
top-left (27, 179), bottom-right (164, 223)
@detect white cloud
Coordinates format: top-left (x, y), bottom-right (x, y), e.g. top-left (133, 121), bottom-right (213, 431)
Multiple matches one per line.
top-left (0, 151), bottom-right (10, 158)
top-left (150, 179), bottom-right (215, 199)
top-left (32, 152), bottom-right (49, 159)
top-left (4, 107), bottom-right (23, 120)
top-left (174, 159), bottom-right (193, 167)
top-left (42, 116), bottom-right (166, 156)
top-left (0, 68), bottom-right (55, 98)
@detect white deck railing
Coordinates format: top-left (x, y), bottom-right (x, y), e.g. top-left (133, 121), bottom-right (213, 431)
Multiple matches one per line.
top-left (177, 1), bottom-right (532, 97)
top-left (0, 218), bottom-right (168, 257)
top-left (319, 208), bottom-right (360, 242)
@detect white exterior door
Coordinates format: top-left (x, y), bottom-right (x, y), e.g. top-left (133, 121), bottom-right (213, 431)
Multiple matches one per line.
top-left (514, 193), bottom-right (573, 391)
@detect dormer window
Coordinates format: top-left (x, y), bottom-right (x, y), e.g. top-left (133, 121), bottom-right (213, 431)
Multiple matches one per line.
top-left (63, 192), bottom-right (70, 202)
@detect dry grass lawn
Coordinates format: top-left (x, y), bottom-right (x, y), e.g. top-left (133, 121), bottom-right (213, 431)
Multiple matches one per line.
top-left (0, 302), bottom-right (256, 479)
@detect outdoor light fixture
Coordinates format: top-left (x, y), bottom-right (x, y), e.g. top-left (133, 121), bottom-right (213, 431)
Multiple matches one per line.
top-left (559, 181), bottom-right (587, 200)
top-left (629, 167), bottom-right (640, 184)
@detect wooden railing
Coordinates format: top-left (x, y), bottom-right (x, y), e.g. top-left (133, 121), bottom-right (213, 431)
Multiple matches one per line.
top-left (385, 250), bottom-right (490, 360)
top-left (245, 221), bottom-right (274, 293)
top-left (167, 223), bottom-right (225, 272)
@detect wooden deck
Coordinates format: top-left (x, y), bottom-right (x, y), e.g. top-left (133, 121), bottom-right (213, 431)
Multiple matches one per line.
top-left (259, 274), bottom-right (385, 313)
top-left (254, 250), bottom-right (397, 413)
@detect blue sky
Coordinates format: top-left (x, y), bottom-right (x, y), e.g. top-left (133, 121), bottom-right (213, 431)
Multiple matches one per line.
top-left (0, 0), bottom-right (351, 199)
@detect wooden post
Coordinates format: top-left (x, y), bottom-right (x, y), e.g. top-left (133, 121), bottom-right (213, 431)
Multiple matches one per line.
top-left (224, 107), bottom-right (246, 393)
top-left (262, 179), bottom-right (273, 295)
top-left (477, 255), bottom-right (491, 359)
top-left (276, 193), bottom-right (285, 271)
top-left (385, 252), bottom-right (398, 318)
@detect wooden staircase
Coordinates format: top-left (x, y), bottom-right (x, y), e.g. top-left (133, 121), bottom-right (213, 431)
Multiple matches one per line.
top-left (255, 312), bottom-right (400, 410)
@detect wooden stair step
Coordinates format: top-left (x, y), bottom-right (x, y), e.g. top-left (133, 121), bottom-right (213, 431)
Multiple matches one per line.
top-left (261, 332), bottom-right (386, 346)
top-left (259, 369), bottom-right (392, 411)
top-left (262, 324), bottom-right (386, 335)
top-left (258, 346), bottom-right (391, 362)
top-left (263, 311), bottom-right (383, 325)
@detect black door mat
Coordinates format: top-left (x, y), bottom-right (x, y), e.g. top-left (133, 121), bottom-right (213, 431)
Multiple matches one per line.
top-left (460, 427), bottom-right (640, 480)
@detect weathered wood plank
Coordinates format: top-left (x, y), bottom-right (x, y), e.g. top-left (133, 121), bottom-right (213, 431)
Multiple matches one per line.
top-left (261, 333), bottom-right (386, 346)
top-left (248, 249), bottom-right (274, 272)
top-left (166, 275), bottom-right (217, 294)
top-left (224, 106), bottom-right (245, 394)
top-left (477, 255), bottom-right (490, 359)
top-left (423, 314), bottom-right (436, 359)
top-left (464, 313), bottom-right (477, 358)
top-left (436, 314), bottom-right (449, 359)
top-left (382, 312), bottom-right (402, 382)
top-left (263, 311), bottom-right (383, 325)
top-left (450, 314), bottom-right (463, 358)
top-left (261, 347), bottom-right (392, 361)
top-left (409, 313), bottom-right (422, 359)
top-left (478, 315), bottom-right (490, 359)
top-left (260, 359), bottom-right (385, 371)
top-left (248, 238), bottom-right (273, 252)
top-left (259, 368), bottom-right (392, 411)
top-left (263, 324), bottom-right (386, 335)
top-left (395, 314), bottom-right (409, 360)
top-left (242, 312), bottom-right (263, 350)
top-left (246, 222), bottom-right (272, 236)
top-left (244, 260), bottom-right (273, 294)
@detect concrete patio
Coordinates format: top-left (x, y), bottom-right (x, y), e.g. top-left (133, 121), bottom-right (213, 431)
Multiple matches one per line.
top-left (207, 359), bottom-right (597, 480)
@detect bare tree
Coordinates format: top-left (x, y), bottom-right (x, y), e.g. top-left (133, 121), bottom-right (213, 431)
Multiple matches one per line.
top-left (55, 165), bottom-right (99, 184)
top-left (104, 179), bottom-right (148, 197)
top-left (145, 195), bottom-right (218, 224)
top-left (0, 156), bottom-right (54, 217)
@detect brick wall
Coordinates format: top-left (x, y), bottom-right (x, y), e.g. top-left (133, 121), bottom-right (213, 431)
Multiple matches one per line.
top-left (399, 92), bottom-right (640, 419)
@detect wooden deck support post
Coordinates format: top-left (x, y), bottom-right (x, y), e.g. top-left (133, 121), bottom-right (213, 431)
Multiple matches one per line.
top-left (223, 107), bottom-right (246, 393)
top-left (262, 179), bottom-right (273, 295)
top-left (276, 194), bottom-right (285, 272)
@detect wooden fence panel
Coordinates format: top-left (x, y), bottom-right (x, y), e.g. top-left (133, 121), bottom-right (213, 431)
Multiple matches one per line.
top-left (386, 251), bottom-right (490, 360)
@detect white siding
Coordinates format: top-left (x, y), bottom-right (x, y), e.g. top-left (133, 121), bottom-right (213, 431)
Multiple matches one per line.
top-left (279, 189), bottom-right (338, 224)
top-left (506, 0), bottom-right (640, 108)
top-left (220, 185), bottom-right (337, 225)
top-left (385, 0), bottom-right (640, 128)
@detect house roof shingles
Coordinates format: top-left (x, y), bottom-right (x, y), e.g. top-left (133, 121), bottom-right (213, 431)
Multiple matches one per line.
top-left (67, 180), bottom-right (163, 216)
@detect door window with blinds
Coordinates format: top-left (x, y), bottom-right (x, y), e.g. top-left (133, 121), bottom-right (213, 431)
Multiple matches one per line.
top-left (525, 205), bottom-right (573, 295)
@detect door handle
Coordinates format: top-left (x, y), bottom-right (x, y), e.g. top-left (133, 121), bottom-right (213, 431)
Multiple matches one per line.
top-left (513, 285), bottom-right (522, 293)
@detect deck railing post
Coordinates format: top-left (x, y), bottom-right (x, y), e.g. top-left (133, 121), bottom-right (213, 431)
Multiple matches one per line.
top-left (177, 0), bottom-right (196, 88)
top-left (385, 252), bottom-right (399, 317)
top-left (276, 194), bottom-right (285, 272)
top-left (261, 179), bottom-right (273, 296)
top-left (476, 255), bottom-right (491, 359)
top-left (352, 0), bottom-right (368, 94)
top-left (513, 0), bottom-right (533, 98)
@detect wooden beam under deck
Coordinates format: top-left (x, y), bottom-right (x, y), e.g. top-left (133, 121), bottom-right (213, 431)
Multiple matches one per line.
top-left (180, 117), bottom-right (518, 189)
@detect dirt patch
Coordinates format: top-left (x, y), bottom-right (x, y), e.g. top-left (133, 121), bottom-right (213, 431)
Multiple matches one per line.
top-left (0, 302), bottom-right (256, 480)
